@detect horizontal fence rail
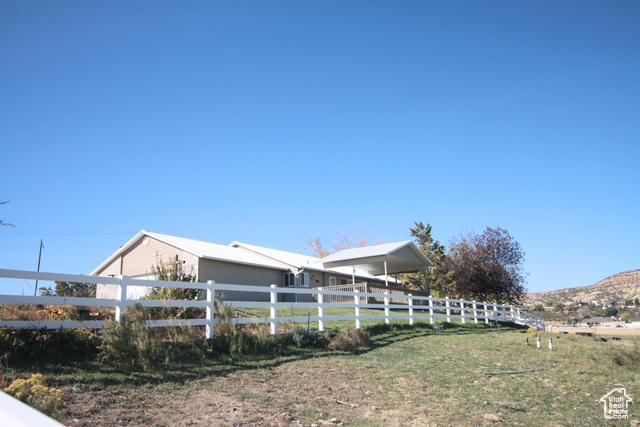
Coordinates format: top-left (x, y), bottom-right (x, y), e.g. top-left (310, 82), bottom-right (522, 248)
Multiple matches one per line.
top-left (0, 268), bottom-right (545, 339)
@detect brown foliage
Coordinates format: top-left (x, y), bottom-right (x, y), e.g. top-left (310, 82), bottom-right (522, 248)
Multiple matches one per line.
top-left (436, 227), bottom-right (527, 304)
top-left (304, 226), bottom-right (385, 258)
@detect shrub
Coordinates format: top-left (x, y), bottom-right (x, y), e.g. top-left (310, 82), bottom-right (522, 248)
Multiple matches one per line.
top-left (289, 326), bottom-right (327, 348)
top-left (3, 374), bottom-right (66, 417)
top-left (99, 304), bottom-right (204, 371)
top-left (527, 326), bottom-right (542, 338)
top-left (328, 328), bottom-right (370, 352)
top-left (0, 327), bottom-right (100, 366)
top-left (609, 343), bottom-right (640, 370)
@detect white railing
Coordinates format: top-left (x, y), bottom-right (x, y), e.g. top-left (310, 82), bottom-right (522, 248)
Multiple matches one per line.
top-left (0, 268), bottom-right (545, 339)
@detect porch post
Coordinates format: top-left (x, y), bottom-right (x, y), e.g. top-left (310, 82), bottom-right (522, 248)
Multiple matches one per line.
top-left (351, 265), bottom-right (355, 287)
top-left (384, 260), bottom-right (388, 287)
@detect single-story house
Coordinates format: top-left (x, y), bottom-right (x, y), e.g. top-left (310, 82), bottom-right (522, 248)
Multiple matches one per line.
top-left (626, 317), bottom-right (640, 329)
top-left (91, 230), bottom-right (433, 302)
top-left (581, 317), bottom-right (619, 327)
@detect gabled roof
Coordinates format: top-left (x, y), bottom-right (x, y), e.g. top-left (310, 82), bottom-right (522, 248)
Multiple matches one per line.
top-left (91, 231), bottom-right (429, 282)
top-left (230, 241), bottom-right (382, 279)
top-left (90, 231), bottom-right (286, 276)
top-left (230, 241), bottom-right (320, 270)
top-left (320, 241), bottom-right (433, 275)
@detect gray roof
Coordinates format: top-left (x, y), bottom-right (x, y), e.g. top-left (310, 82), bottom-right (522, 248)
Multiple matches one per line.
top-left (92, 231), bottom-right (430, 281)
top-left (320, 241), bottom-right (433, 275)
top-left (90, 231), bottom-right (286, 275)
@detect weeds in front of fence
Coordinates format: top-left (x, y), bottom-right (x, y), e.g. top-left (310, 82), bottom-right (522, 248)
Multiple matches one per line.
top-left (99, 304), bottom-right (206, 372)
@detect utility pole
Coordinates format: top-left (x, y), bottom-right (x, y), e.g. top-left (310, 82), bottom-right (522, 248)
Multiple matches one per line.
top-left (34, 239), bottom-right (43, 296)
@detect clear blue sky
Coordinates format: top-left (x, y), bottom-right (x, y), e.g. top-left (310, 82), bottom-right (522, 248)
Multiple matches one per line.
top-left (1, 1), bottom-right (638, 296)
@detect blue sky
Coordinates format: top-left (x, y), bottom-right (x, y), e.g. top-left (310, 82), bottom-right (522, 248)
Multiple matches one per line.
top-left (1, 1), bottom-right (638, 296)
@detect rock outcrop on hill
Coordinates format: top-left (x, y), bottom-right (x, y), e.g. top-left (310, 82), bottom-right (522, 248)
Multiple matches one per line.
top-left (525, 269), bottom-right (640, 307)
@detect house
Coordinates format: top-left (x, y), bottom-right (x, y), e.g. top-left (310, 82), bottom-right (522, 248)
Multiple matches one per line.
top-left (626, 317), bottom-right (640, 329)
top-left (91, 230), bottom-right (433, 302)
top-left (581, 317), bottom-right (619, 327)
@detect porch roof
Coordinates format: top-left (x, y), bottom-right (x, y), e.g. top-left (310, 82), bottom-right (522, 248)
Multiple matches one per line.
top-left (320, 241), bottom-right (433, 276)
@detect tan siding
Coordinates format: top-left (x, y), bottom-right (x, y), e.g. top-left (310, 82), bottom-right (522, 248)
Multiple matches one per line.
top-left (98, 259), bottom-right (121, 277)
top-left (199, 259), bottom-right (285, 302)
top-left (95, 236), bottom-right (200, 300)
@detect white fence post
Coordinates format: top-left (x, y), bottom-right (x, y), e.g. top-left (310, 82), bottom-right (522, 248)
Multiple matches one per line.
top-left (429, 296), bottom-right (434, 324)
top-left (484, 303), bottom-right (489, 324)
top-left (460, 299), bottom-right (465, 324)
top-left (115, 275), bottom-right (128, 323)
top-left (501, 304), bottom-right (506, 323)
top-left (408, 294), bottom-right (414, 326)
top-left (270, 284), bottom-right (278, 335)
top-left (206, 280), bottom-right (215, 340)
top-left (473, 301), bottom-right (478, 324)
top-left (446, 299), bottom-right (451, 323)
top-left (317, 287), bottom-right (325, 332)
top-left (355, 290), bottom-right (361, 329)
top-left (510, 305), bottom-right (515, 323)
top-left (384, 292), bottom-right (390, 325)
top-left (523, 310), bottom-right (528, 327)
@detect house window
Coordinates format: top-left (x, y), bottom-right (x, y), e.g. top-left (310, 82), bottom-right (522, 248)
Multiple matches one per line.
top-left (283, 273), bottom-right (295, 287)
top-left (340, 278), bottom-right (353, 285)
top-left (329, 277), bottom-right (336, 287)
top-left (283, 272), bottom-right (310, 287)
top-left (299, 273), bottom-right (309, 287)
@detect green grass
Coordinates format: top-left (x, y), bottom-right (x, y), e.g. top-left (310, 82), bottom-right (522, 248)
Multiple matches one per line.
top-left (228, 305), bottom-right (461, 331)
top-left (5, 321), bottom-right (638, 426)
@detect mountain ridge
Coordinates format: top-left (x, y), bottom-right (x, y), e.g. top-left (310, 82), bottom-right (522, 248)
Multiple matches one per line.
top-left (525, 269), bottom-right (640, 307)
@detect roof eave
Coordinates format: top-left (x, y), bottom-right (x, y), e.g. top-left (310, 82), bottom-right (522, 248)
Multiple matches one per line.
top-left (90, 230), bottom-right (147, 276)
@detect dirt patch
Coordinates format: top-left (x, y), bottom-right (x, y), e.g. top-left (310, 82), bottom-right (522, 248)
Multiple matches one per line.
top-left (60, 358), bottom-right (438, 426)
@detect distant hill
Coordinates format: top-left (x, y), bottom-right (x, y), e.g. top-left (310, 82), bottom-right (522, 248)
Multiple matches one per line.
top-left (525, 269), bottom-right (640, 307)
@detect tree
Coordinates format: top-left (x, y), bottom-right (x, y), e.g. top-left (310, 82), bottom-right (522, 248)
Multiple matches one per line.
top-left (604, 306), bottom-right (618, 317)
top-left (435, 227), bottom-right (527, 305)
top-left (402, 221), bottom-right (447, 293)
top-left (620, 312), bottom-right (630, 322)
top-left (0, 201), bottom-right (15, 228)
top-left (54, 281), bottom-right (96, 298)
top-left (304, 226), bottom-right (384, 258)
top-left (635, 298), bottom-right (640, 307)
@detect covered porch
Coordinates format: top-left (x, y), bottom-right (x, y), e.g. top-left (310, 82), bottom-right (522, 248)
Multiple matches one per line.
top-left (318, 240), bottom-right (433, 304)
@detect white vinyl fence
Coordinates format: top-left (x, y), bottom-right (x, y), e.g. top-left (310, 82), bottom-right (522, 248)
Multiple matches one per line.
top-left (0, 268), bottom-right (544, 339)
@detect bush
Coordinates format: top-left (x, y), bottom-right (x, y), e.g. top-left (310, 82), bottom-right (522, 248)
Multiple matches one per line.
top-left (328, 328), bottom-right (370, 352)
top-left (527, 326), bottom-right (542, 338)
top-left (3, 374), bottom-right (66, 417)
top-left (289, 326), bottom-right (327, 348)
top-left (99, 304), bottom-right (204, 371)
top-left (0, 327), bottom-right (100, 366)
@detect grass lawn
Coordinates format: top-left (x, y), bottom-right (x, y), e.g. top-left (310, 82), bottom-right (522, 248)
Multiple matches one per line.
top-left (6, 321), bottom-right (640, 426)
